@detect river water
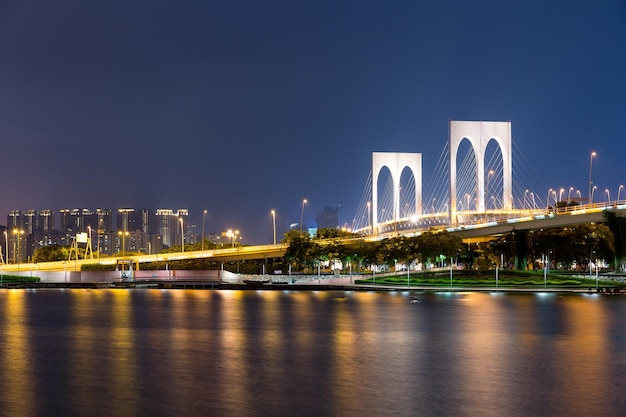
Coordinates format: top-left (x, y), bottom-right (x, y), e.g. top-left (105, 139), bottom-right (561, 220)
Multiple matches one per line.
top-left (0, 289), bottom-right (624, 417)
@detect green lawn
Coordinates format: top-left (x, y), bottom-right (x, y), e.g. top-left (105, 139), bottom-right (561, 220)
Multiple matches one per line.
top-left (355, 270), bottom-right (619, 289)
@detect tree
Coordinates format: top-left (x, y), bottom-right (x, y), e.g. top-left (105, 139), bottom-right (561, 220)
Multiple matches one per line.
top-left (283, 231), bottom-right (314, 271)
top-left (604, 211), bottom-right (626, 272)
top-left (33, 245), bottom-right (70, 262)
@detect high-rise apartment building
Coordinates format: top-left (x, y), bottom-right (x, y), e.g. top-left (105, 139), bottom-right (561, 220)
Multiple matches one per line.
top-left (316, 206), bottom-right (339, 230)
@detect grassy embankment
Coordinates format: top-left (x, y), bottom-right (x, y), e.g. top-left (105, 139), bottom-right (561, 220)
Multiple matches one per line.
top-left (355, 269), bottom-right (623, 289)
top-left (0, 274), bottom-right (40, 284)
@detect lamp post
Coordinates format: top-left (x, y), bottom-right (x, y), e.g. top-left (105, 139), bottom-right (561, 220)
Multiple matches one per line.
top-left (118, 230), bottom-right (129, 254)
top-left (605, 189), bottom-right (611, 204)
top-left (524, 190), bottom-right (529, 209)
top-left (271, 209), bottom-right (276, 245)
top-left (568, 187), bottom-right (574, 203)
top-left (12, 229), bottom-right (24, 271)
top-left (591, 185), bottom-right (597, 203)
top-left (179, 217), bottom-right (185, 252)
top-left (618, 185), bottom-right (624, 203)
top-left (465, 193), bottom-right (471, 211)
top-left (3, 231), bottom-right (7, 265)
top-left (300, 199), bottom-right (307, 235)
top-left (588, 151), bottom-right (596, 205)
top-left (366, 201), bottom-right (371, 235)
top-left (202, 209), bottom-right (207, 251)
top-left (226, 229), bottom-right (239, 248)
top-left (559, 188), bottom-right (565, 203)
top-left (546, 188), bottom-right (553, 210)
top-left (486, 169), bottom-right (494, 200)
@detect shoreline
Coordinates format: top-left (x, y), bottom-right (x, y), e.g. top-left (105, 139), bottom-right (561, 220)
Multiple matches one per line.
top-left (0, 280), bottom-right (622, 295)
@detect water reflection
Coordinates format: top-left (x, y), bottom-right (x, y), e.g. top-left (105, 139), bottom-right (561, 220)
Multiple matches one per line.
top-left (0, 290), bottom-right (35, 417)
top-left (0, 289), bottom-right (624, 417)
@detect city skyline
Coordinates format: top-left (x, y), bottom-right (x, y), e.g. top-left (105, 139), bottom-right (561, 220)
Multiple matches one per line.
top-left (1, 1), bottom-right (625, 244)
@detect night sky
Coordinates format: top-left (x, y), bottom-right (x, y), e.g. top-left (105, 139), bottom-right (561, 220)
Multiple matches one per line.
top-left (1, 0), bottom-right (625, 244)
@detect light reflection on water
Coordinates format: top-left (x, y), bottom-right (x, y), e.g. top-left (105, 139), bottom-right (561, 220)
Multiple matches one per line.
top-left (0, 289), bottom-right (625, 417)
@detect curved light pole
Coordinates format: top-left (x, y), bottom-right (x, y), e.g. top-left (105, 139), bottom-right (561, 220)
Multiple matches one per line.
top-left (605, 189), bottom-right (611, 204)
top-left (486, 169), bottom-right (495, 203)
top-left (618, 185), bottom-right (624, 203)
top-left (271, 209), bottom-right (276, 245)
top-left (588, 151), bottom-right (596, 205)
top-left (300, 199), bottom-right (307, 235)
top-left (591, 185), bottom-right (598, 203)
top-left (202, 209), bottom-right (207, 251)
top-left (524, 190), bottom-right (529, 209)
top-left (567, 186), bottom-right (574, 203)
top-left (546, 188), bottom-right (553, 210)
top-left (559, 188), bottom-right (565, 203)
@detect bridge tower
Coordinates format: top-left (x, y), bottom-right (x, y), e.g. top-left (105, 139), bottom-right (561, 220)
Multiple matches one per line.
top-left (372, 152), bottom-right (422, 233)
top-left (449, 121), bottom-right (512, 221)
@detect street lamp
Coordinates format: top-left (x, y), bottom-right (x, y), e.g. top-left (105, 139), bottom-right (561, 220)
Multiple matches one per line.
top-left (271, 209), bottom-right (276, 245)
top-left (12, 229), bottom-right (24, 270)
top-left (118, 230), bottom-right (129, 254)
top-left (546, 188), bottom-right (553, 210)
top-left (300, 199), bottom-right (307, 235)
top-left (226, 229), bottom-right (239, 248)
top-left (179, 217), bottom-right (185, 252)
top-left (591, 185), bottom-right (598, 203)
top-left (366, 201), bottom-right (371, 235)
top-left (202, 209), bottom-right (207, 251)
top-left (567, 186), bottom-right (574, 203)
top-left (618, 185), bottom-right (624, 203)
top-left (588, 151), bottom-right (596, 205)
top-left (605, 189), bottom-right (611, 204)
top-left (3, 231), bottom-right (7, 265)
top-left (486, 169), bottom-right (495, 202)
top-left (465, 193), bottom-right (471, 211)
top-left (559, 188), bottom-right (565, 203)
top-left (524, 190), bottom-right (529, 209)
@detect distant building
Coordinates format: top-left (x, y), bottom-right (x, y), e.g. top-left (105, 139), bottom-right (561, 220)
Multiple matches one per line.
top-left (316, 206), bottom-right (339, 230)
top-left (3, 206), bottom-right (190, 257)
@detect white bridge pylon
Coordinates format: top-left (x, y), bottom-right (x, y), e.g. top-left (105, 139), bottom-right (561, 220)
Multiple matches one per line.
top-left (372, 152), bottom-right (422, 230)
top-left (449, 120), bottom-right (512, 218)
top-left (369, 121), bottom-right (513, 233)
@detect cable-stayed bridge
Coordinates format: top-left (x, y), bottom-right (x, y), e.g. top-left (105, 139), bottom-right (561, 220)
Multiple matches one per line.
top-left (4, 120), bottom-right (626, 275)
top-left (350, 120), bottom-right (626, 237)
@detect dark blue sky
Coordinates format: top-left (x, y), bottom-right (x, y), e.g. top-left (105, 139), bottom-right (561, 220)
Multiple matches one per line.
top-left (1, 0), bottom-right (625, 244)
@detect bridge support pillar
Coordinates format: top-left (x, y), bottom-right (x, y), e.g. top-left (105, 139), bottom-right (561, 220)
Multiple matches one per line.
top-left (372, 152), bottom-right (422, 233)
top-left (449, 121), bottom-right (512, 222)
